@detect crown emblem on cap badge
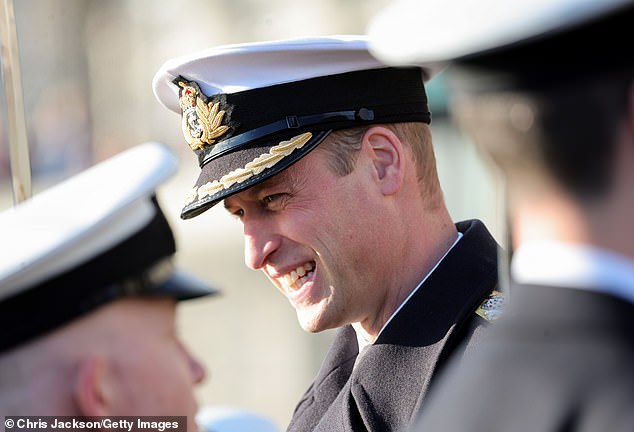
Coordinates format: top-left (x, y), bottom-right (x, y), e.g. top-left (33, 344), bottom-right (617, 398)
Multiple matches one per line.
top-left (177, 79), bottom-right (230, 151)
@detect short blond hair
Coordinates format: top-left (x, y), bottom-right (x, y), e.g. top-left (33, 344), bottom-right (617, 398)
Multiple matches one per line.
top-left (319, 122), bottom-right (440, 199)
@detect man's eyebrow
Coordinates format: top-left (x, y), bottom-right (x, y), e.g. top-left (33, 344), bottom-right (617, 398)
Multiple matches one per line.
top-left (222, 180), bottom-right (273, 210)
top-left (222, 169), bottom-right (297, 210)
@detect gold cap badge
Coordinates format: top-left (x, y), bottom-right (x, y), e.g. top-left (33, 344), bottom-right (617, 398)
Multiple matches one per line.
top-left (177, 79), bottom-right (230, 151)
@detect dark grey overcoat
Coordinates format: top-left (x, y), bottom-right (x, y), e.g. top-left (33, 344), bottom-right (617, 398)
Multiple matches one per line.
top-left (287, 219), bottom-right (500, 432)
top-left (411, 283), bottom-right (634, 432)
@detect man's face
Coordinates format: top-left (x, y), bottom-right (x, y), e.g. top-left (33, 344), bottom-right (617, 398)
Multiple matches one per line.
top-left (102, 298), bottom-right (205, 432)
top-left (224, 146), bottom-right (389, 333)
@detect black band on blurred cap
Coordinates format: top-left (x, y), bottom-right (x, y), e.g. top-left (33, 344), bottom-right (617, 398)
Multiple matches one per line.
top-left (0, 197), bottom-right (216, 353)
top-left (451, 4), bottom-right (633, 93)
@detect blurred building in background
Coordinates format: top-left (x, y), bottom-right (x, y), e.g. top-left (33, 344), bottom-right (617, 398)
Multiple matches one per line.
top-left (0, 0), bottom-right (501, 428)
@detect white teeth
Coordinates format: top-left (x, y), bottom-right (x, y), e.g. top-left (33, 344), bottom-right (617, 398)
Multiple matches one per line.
top-left (279, 262), bottom-right (315, 291)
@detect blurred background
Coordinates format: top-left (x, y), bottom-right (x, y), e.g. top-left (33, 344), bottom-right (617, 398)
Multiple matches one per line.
top-left (0, 0), bottom-right (502, 429)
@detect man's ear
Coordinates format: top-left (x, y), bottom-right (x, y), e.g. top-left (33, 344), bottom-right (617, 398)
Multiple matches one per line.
top-left (73, 354), bottom-right (112, 416)
top-left (362, 126), bottom-right (405, 195)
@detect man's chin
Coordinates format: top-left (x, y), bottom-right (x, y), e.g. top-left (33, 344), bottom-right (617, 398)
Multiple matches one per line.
top-left (296, 309), bottom-right (337, 334)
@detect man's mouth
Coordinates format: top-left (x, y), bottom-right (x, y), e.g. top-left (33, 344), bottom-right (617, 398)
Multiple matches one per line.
top-left (280, 262), bottom-right (315, 291)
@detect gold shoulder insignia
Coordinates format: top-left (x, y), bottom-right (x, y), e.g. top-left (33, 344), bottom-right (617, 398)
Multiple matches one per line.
top-left (476, 290), bottom-right (505, 322)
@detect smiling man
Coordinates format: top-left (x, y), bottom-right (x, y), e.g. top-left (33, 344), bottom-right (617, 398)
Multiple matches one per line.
top-left (153, 36), bottom-right (501, 432)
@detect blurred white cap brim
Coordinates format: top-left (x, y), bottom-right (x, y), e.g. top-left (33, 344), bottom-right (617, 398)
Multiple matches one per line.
top-left (0, 142), bottom-right (178, 300)
top-left (367, 0), bottom-right (631, 65)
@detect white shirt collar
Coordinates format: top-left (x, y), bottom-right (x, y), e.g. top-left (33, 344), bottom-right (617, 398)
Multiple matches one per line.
top-left (355, 232), bottom-right (464, 352)
top-left (512, 241), bottom-right (634, 305)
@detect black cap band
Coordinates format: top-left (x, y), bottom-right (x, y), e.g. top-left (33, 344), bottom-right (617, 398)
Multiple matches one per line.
top-left (200, 109), bottom-right (374, 167)
top-left (179, 67), bottom-right (431, 165)
top-left (0, 197), bottom-right (176, 353)
top-left (453, 4), bottom-right (634, 92)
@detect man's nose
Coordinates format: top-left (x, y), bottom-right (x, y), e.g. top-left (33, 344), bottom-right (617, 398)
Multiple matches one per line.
top-left (178, 339), bottom-right (206, 385)
top-left (191, 355), bottom-right (206, 385)
top-left (243, 220), bottom-right (281, 270)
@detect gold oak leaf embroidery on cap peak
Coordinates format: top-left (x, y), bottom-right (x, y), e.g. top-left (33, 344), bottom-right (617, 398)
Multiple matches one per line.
top-left (178, 80), bottom-right (230, 151)
top-left (184, 132), bottom-right (313, 205)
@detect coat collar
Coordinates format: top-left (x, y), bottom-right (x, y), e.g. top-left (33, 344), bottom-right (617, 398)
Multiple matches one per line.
top-left (351, 219), bottom-right (499, 429)
top-left (289, 219), bottom-right (500, 431)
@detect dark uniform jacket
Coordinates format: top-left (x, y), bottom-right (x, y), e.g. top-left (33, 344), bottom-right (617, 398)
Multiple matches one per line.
top-left (286, 219), bottom-right (500, 432)
top-left (411, 284), bottom-right (634, 432)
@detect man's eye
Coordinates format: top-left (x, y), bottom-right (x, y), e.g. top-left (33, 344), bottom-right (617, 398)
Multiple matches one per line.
top-left (231, 208), bottom-right (244, 219)
top-left (263, 195), bottom-right (278, 204)
top-left (262, 194), bottom-right (286, 208)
